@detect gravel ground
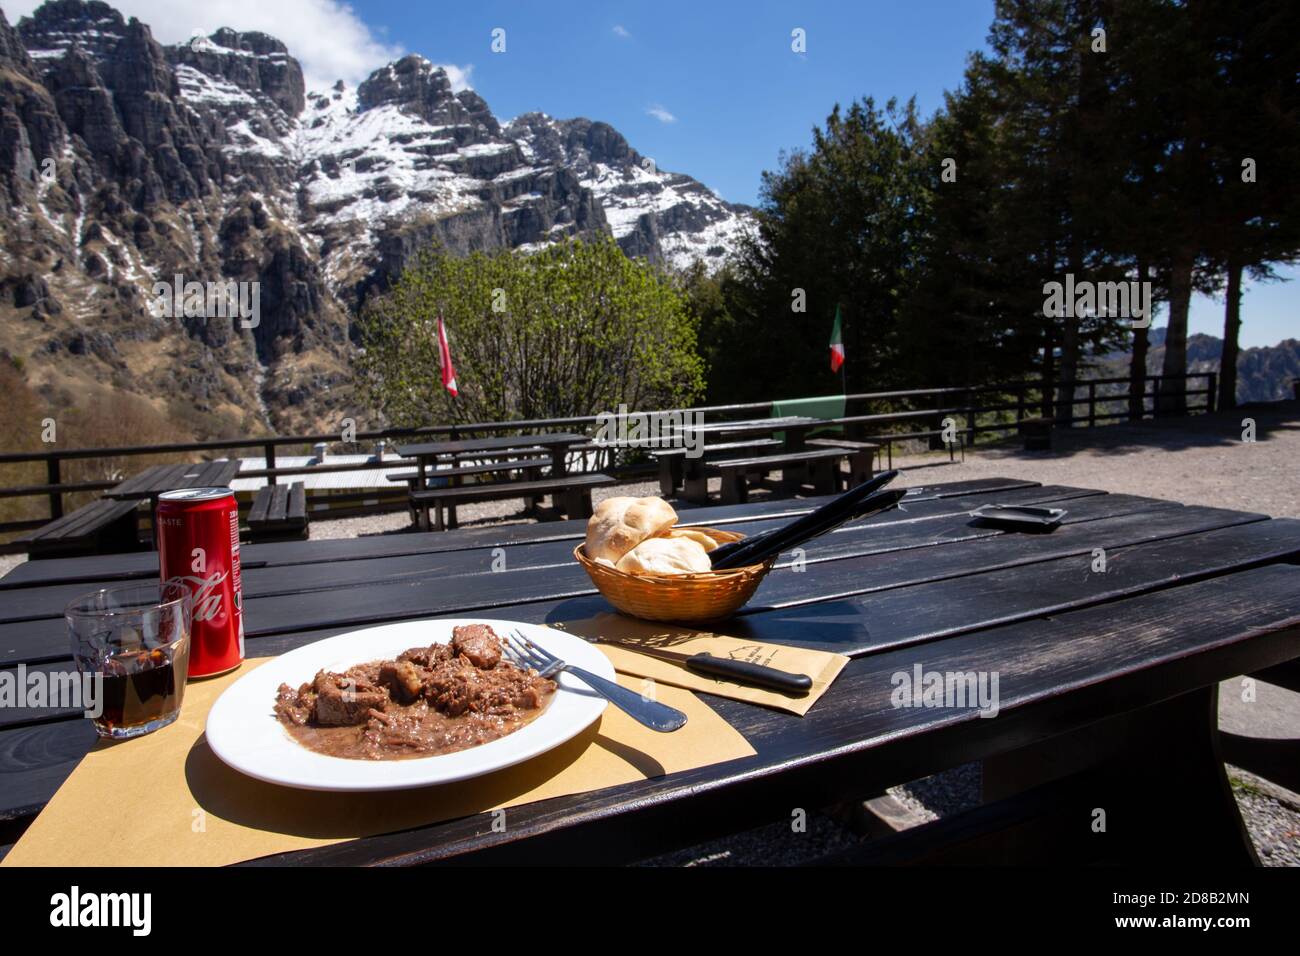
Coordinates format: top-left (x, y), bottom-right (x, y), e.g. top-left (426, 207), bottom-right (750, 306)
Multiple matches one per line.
top-left (3, 402), bottom-right (1296, 864)
top-left (886, 400), bottom-right (1300, 517)
top-left (1227, 767), bottom-right (1300, 867)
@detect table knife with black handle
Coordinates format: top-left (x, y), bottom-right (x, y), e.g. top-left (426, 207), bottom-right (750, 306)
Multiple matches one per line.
top-left (594, 638), bottom-right (814, 694)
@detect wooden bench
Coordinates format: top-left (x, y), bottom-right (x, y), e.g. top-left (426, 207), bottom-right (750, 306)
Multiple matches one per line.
top-left (651, 439), bottom-right (783, 497)
top-left (410, 473), bottom-right (616, 531)
top-left (706, 446), bottom-right (854, 504)
top-left (850, 429), bottom-right (965, 469)
top-left (807, 437), bottom-right (880, 486)
top-left (14, 497), bottom-right (142, 560)
top-left (389, 457), bottom-right (553, 527)
top-left (247, 481), bottom-right (309, 543)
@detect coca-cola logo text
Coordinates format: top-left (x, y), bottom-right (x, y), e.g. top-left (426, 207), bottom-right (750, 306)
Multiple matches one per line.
top-left (164, 572), bottom-right (231, 623)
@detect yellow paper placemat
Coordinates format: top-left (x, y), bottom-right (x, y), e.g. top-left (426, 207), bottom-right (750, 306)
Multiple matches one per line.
top-left (2, 655), bottom-right (754, 867)
top-left (553, 614), bottom-right (849, 716)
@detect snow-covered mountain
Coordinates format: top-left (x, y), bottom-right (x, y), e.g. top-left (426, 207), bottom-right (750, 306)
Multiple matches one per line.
top-left (0, 1), bottom-right (751, 433)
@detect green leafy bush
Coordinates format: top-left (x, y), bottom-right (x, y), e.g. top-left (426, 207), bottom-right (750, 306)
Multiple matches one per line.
top-left (356, 237), bottom-right (705, 426)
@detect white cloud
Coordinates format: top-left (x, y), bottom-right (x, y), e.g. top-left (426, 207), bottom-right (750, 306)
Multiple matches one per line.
top-left (646, 104), bottom-right (676, 123)
top-left (612, 25), bottom-right (630, 39)
top-left (6, 0), bottom-right (408, 92)
top-left (437, 63), bottom-right (474, 94)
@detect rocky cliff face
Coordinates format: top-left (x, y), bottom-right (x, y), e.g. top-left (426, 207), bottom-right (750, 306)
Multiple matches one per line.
top-left (1098, 328), bottom-right (1300, 404)
top-left (0, 1), bottom-right (752, 435)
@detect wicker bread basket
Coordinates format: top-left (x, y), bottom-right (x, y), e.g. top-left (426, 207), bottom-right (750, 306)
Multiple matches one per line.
top-left (573, 526), bottom-right (774, 623)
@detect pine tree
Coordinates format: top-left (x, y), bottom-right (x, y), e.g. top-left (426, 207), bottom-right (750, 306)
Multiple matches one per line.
top-left (1200, 0), bottom-right (1300, 408)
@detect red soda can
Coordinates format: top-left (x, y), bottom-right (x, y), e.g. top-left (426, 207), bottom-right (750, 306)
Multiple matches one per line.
top-left (156, 487), bottom-right (245, 677)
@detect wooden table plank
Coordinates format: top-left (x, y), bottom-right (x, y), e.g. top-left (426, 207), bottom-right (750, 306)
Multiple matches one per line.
top-left (102, 463), bottom-right (162, 498)
top-left (105, 460), bottom-right (239, 502)
top-left (119, 462), bottom-right (192, 499)
top-left (396, 433), bottom-right (587, 458)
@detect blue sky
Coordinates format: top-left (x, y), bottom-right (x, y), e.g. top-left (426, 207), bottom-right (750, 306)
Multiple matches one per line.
top-left (347, 0), bottom-right (1293, 348)
top-left (354, 0), bottom-right (990, 206)
top-left (23, 0), bottom-right (1286, 347)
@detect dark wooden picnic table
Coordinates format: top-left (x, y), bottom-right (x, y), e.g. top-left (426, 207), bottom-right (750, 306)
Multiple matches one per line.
top-left (396, 432), bottom-right (588, 480)
top-left (670, 416), bottom-right (823, 502)
top-left (104, 460), bottom-right (243, 548)
top-left (105, 460), bottom-right (243, 503)
top-left (674, 415), bottom-right (821, 449)
top-left (2, 476), bottom-right (1298, 866)
top-left (395, 432), bottom-right (590, 529)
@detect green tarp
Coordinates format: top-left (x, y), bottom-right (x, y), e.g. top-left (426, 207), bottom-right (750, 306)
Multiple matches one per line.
top-left (770, 394), bottom-right (846, 438)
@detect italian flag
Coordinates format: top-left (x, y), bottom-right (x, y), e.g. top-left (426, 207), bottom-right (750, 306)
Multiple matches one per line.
top-left (437, 315), bottom-right (459, 397)
top-left (829, 305), bottom-right (845, 372)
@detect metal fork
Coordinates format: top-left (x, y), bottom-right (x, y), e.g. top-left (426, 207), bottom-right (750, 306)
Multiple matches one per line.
top-left (504, 630), bottom-right (688, 732)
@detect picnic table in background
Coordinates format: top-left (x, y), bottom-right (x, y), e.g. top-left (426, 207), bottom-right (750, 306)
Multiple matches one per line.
top-left (674, 415), bottom-right (821, 449)
top-left (3, 475), bottom-right (1297, 865)
top-left (104, 460), bottom-right (243, 548)
top-left (395, 432), bottom-right (595, 530)
top-left (667, 416), bottom-right (831, 502)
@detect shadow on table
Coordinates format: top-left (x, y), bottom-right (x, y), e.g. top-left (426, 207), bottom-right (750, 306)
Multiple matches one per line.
top-left (545, 596), bottom-right (873, 655)
top-left (181, 720), bottom-right (647, 841)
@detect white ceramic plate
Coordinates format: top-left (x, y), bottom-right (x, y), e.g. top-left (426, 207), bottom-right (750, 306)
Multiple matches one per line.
top-left (205, 618), bottom-right (610, 792)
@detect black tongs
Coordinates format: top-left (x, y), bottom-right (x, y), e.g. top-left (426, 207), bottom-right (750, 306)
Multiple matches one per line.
top-left (708, 471), bottom-right (906, 570)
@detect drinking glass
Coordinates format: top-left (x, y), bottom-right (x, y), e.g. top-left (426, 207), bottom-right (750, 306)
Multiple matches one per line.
top-left (65, 582), bottom-right (192, 739)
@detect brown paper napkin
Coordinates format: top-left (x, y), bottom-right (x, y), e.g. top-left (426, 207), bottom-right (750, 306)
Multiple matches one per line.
top-left (2, 656), bottom-right (753, 867)
top-left (553, 614), bottom-right (849, 716)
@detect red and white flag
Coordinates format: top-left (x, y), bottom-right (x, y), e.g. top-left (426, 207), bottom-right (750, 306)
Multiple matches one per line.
top-left (437, 315), bottom-right (459, 397)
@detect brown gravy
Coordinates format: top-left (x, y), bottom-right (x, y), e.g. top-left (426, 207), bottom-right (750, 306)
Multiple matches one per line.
top-left (278, 695), bottom-right (553, 761)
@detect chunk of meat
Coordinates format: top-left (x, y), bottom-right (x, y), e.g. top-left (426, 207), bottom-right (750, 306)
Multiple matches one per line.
top-left (422, 656), bottom-right (556, 717)
top-left (311, 670), bottom-right (388, 726)
top-left (378, 659), bottom-right (425, 703)
top-left (397, 644), bottom-right (453, 668)
top-left (451, 624), bottom-right (502, 669)
top-left (274, 682), bottom-right (314, 726)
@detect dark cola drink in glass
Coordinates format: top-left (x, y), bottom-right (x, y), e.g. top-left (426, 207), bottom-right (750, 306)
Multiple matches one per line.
top-left (65, 582), bottom-right (193, 739)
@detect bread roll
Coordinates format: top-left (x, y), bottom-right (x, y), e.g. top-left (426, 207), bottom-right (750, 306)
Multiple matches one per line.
top-left (585, 496), bottom-right (677, 564)
top-left (665, 527), bottom-right (720, 551)
top-left (616, 536), bottom-right (712, 575)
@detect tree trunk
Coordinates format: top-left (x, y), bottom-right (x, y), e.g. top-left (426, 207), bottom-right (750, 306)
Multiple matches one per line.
top-left (1128, 259), bottom-right (1150, 420)
top-left (1055, 313), bottom-right (1080, 426)
top-left (1159, 247), bottom-right (1194, 416)
top-left (1218, 257), bottom-right (1242, 411)
top-left (1040, 332), bottom-right (1056, 420)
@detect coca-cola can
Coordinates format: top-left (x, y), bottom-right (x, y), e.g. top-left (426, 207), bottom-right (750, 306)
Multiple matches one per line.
top-left (157, 487), bottom-right (245, 678)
